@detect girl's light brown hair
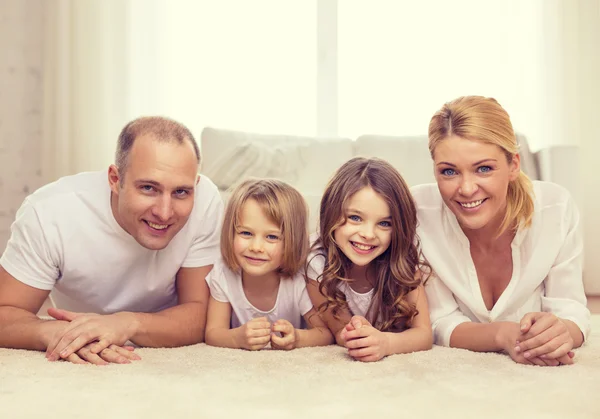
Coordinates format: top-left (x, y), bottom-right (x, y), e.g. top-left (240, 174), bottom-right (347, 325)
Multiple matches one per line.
top-left (310, 157), bottom-right (429, 331)
top-left (428, 95), bottom-right (534, 235)
top-left (221, 178), bottom-right (309, 277)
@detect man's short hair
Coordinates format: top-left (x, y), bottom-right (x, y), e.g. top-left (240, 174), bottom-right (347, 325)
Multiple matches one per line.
top-left (115, 116), bottom-right (201, 176)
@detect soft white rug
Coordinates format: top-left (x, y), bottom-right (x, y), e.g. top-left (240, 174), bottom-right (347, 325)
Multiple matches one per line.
top-left (1, 316), bottom-right (600, 419)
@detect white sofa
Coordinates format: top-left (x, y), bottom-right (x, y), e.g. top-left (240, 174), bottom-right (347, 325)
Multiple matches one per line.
top-left (200, 127), bottom-right (580, 232)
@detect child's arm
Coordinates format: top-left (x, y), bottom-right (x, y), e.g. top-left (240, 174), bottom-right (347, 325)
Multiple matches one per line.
top-left (204, 296), bottom-right (271, 350)
top-left (271, 308), bottom-right (334, 350)
top-left (343, 284), bottom-right (433, 362)
top-left (306, 279), bottom-right (352, 346)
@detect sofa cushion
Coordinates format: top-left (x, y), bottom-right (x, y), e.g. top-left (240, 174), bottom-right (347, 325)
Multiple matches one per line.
top-left (201, 127), bottom-right (354, 195)
top-left (355, 135), bottom-right (436, 187)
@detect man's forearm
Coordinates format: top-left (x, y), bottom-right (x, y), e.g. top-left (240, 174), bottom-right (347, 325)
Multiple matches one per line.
top-left (0, 306), bottom-right (53, 350)
top-left (126, 302), bottom-right (207, 348)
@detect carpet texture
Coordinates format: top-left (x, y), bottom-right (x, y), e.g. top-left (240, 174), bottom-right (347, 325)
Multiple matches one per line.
top-left (1, 316), bottom-right (600, 419)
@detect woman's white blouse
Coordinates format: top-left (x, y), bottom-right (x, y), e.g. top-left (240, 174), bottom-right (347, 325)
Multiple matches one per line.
top-left (411, 181), bottom-right (590, 347)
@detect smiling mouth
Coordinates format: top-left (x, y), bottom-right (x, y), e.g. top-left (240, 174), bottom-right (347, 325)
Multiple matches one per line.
top-left (244, 256), bottom-right (268, 264)
top-left (458, 198), bottom-right (487, 209)
top-left (145, 220), bottom-right (169, 230)
top-left (351, 241), bottom-right (376, 251)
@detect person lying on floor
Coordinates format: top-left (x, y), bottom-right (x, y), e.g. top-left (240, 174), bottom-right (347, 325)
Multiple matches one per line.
top-left (0, 116), bottom-right (223, 365)
top-left (306, 157), bottom-right (433, 362)
top-left (413, 95), bottom-right (590, 366)
top-left (204, 179), bottom-right (333, 350)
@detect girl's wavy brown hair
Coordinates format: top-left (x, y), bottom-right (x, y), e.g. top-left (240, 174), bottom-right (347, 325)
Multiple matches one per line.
top-left (310, 157), bottom-right (429, 331)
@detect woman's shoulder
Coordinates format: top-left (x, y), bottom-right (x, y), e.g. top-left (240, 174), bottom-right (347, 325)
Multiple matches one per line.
top-left (410, 183), bottom-right (444, 209)
top-left (532, 181), bottom-right (573, 209)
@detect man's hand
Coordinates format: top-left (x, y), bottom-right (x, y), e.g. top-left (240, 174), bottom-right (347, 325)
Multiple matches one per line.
top-left (45, 308), bottom-right (138, 361)
top-left (270, 319), bottom-right (297, 350)
top-left (236, 316), bottom-right (271, 351)
top-left (341, 315), bottom-right (390, 362)
top-left (64, 343), bottom-right (141, 365)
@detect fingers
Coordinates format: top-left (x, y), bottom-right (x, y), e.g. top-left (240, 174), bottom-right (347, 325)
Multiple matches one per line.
top-left (88, 339), bottom-right (111, 354)
top-left (247, 335), bottom-right (271, 350)
top-left (343, 326), bottom-right (373, 343)
top-left (555, 353), bottom-right (574, 365)
top-left (97, 345), bottom-right (137, 364)
top-left (64, 352), bottom-right (89, 365)
top-left (519, 313), bottom-right (556, 340)
top-left (49, 325), bottom-right (97, 361)
top-left (271, 333), bottom-right (294, 350)
top-left (272, 322), bottom-right (294, 336)
top-left (541, 343), bottom-right (574, 362)
top-left (519, 312), bottom-right (540, 334)
top-left (345, 336), bottom-right (372, 350)
top-left (47, 308), bottom-right (80, 322)
top-left (348, 345), bottom-right (376, 359)
top-left (350, 315), bottom-right (369, 330)
top-left (76, 346), bottom-right (108, 366)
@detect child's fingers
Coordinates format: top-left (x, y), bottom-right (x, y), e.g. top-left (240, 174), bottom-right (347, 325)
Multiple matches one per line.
top-left (343, 326), bottom-right (372, 342)
top-left (248, 335), bottom-right (271, 346)
top-left (248, 321), bottom-right (271, 331)
top-left (271, 332), bottom-right (293, 348)
top-left (272, 323), bottom-right (294, 335)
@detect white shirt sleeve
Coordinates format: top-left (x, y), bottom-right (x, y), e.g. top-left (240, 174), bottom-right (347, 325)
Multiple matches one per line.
top-left (204, 262), bottom-right (230, 303)
top-left (0, 199), bottom-right (59, 290)
top-left (540, 196), bottom-right (591, 340)
top-left (425, 272), bottom-right (472, 347)
top-left (182, 187), bottom-right (224, 268)
top-left (306, 252), bottom-right (325, 282)
top-left (294, 274), bottom-right (314, 316)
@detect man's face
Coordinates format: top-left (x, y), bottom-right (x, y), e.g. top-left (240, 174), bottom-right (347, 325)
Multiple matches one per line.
top-left (108, 134), bottom-right (199, 250)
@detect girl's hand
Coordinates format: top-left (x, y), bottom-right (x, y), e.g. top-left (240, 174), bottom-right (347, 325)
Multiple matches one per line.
top-left (342, 315), bottom-right (390, 362)
top-left (237, 317), bottom-right (271, 351)
top-left (271, 319), bottom-right (297, 350)
top-left (515, 312), bottom-right (574, 362)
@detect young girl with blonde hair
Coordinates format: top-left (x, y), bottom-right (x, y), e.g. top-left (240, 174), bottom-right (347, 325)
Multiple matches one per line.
top-left (205, 179), bottom-right (333, 350)
top-left (413, 95), bottom-right (590, 366)
top-left (306, 157), bottom-right (432, 362)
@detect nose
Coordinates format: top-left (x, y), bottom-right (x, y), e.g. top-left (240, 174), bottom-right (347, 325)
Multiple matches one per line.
top-left (151, 195), bottom-right (174, 221)
top-left (359, 223), bottom-right (376, 240)
top-left (248, 237), bottom-right (265, 253)
top-left (458, 174), bottom-right (479, 197)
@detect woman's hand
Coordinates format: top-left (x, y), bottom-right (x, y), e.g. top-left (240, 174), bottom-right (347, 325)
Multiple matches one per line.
top-left (514, 312), bottom-right (574, 363)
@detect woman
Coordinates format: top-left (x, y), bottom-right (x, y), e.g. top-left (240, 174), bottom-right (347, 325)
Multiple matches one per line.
top-left (412, 96), bottom-right (590, 366)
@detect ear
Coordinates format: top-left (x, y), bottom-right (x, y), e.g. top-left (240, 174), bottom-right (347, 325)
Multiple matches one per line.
top-left (108, 164), bottom-right (121, 194)
top-left (509, 153), bottom-right (521, 181)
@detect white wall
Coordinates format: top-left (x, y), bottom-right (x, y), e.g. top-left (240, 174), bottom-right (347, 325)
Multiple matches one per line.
top-left (0, 0), bottom-right (44, 251)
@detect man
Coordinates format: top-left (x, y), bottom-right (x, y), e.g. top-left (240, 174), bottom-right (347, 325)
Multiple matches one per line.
top-left (0, 116), bottom-right (223, 365)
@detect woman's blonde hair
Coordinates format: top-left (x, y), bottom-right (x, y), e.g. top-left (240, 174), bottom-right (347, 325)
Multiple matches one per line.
top-left (221, 178), bottom-right (309, 277)
top-left (309, 157), bottom-right (430, 331)
top-left (428, 95), bottom-right (534, 235)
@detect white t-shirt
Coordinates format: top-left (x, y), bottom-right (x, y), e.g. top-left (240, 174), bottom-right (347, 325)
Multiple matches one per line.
top-left (411, 181), bottom-right (590, 347)
top-left (205, 258), bottom-right (314, 328)
top-left (0, 171), bottom-right (223, 314)
top-left (306, 243), bottom-right (375, 323)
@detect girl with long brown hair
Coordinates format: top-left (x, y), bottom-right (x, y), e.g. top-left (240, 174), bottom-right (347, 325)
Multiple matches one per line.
top-left (306, 157), bottom-right (432, 362)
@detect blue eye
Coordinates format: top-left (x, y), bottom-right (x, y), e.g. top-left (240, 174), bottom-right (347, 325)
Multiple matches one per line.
top-left (238, 231), bottom-right (252, 237)
top-left (441, 168), bottom-right (457, 176)
top-left (174, 189), bottom-right (189, 198)
top-left (266, 234), bottom-right (280, 241)
top-left (141, 185), bottom-right (156, 192)
top-left (477, 166), bottom-right (492, 173)
top-left (379, 221), bottom-right (392, 228)
top-left (348, 215), bottom-right (361, 222)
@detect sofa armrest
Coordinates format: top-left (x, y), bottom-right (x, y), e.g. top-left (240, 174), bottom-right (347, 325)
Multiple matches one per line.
top-left (534, 145), bottom-right (580, 204)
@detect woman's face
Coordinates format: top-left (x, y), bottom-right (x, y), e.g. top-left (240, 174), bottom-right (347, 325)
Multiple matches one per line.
top-left (433, 135), bottom-right (520, 233)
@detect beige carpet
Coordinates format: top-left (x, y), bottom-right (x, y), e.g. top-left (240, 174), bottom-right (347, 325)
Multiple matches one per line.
top-left (1, 317), bottom-right (600, 419)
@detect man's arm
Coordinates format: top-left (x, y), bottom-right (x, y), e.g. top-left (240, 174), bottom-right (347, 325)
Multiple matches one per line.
top-left (0, 265), bottom-right (64, 350)
top-left (46, 265), bottom-right (213, 360)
